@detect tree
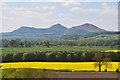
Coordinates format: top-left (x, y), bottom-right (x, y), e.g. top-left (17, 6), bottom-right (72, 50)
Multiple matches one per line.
top-left (2, 53), bottom-right (13, 62)
top-left (81, 53), bottom-right (86, 61)
top-left (44, 41), bottom-right (50, 48)
top-left (22, 53), bottom-right (34, 61)
top-left (2, 39), bottom-right (9, 47)
top-left (61, 52), bottom-right (67, 61)
top-left (66, 54), bottom-right (72, 61)
top-left (13, 53), bottom-right (23, 62)
top-left (85, 52), bottom-right (94, 62)
top-left (34, 52), bottom-right (46, 61)
top-left (45, 52), bottom-right (51, 61)
top-left (56, 52), bottom-right (62, 61)
top-left (94, 52), bottom-right (104, 72)
top-left (102, 53), bottom-right (112, 71)
top-left (94, 52), bottom-right (111, 72)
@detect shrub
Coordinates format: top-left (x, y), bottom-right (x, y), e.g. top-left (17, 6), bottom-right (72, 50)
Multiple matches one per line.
top-left (116, 69), bottom-right (119, 72)
top-left (104, 69), bottom-right (107, 72)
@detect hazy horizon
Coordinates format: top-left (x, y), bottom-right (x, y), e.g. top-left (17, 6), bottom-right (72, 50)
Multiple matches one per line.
top-left (1, 1), bottom-right (118, 32)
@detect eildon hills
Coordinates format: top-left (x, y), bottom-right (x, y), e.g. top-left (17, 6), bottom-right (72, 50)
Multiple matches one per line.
top-left (1, 23), bottom-right (109, 40)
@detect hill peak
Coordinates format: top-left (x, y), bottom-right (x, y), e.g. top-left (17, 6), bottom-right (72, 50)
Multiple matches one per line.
top-left (69, 23), bottom-right (106, 33)
top-left (53, 23), bottom-right (63, 26)
top-left (19, 26), bottom-right (35, 29)
top-left (77, 23), bottom-right (103, 30)
top-left (81, 23), bottom-right (97, 27)
top-left (50, 23), bottom-right (67, 29)
top-left (12, 26), bottom-right (37, 33)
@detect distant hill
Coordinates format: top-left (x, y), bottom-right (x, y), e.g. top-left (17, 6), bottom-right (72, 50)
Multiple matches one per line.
top-left (63, 23), bottom-right (106, 39)
top-left (1, 23), bottom-right (111, 40)
top-left (66, 23), bottom-right (106, 34)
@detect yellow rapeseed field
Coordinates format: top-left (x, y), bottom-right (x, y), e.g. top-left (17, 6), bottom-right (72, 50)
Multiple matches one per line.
top-left (104, 50), bottom-right (120, 52)
top-left (1, 62), bottom-right (119, 71)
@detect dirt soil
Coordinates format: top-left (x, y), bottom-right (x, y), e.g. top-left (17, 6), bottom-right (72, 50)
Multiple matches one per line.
top-left (51, 72), bottom-right (119, 78)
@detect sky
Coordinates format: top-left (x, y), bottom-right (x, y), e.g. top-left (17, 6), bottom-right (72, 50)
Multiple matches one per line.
top-left (0, 0), bottom-right (119, 32)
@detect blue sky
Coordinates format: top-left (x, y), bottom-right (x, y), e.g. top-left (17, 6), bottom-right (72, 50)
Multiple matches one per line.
top-left (0, 0), bottom-right (119, 32)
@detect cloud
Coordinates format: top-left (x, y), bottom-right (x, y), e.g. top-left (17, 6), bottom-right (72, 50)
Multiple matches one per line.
top-left (100, 2), bottom-right (118, 16)
top-left (0, 0), bottom-right (5, 2)
top-left (30, 0), bottom-right (119, 2)
top-left (35, 6), bottom-right (56, 11)
top-left (2, 6), bottom-right (56, 32)
top-left (31, 0), bottom-right (45, 2)
top-left (2, 12), bottom-right (55, 32)
top-left (31, 0), bottom-right (66, 2)
top-left (70, 7), bottom-right (99, 13)
top-left (10, 5), bottom-right (56, 13)
top-left (47, 0), bottom-right (66, 2)
top-left (0, 0), bottom-right (6, 9)
top-left (70, 3), bottom-right (117, 16)
top-left (63, 1), bottom-right (80, 6)
top-left (0, 16), bottom-right (2, 32)
top-left (70, 7), bottom-right (82, 12)
top-left (10, 7), bottom-right (54, 19)
top-left (0, 0), bottom-right (5, 32)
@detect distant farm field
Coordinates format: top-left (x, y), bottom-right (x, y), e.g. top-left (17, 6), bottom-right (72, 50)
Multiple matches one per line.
top-left (2, 46), bottom-right (113, 54)
top-left (1, 62), bottom-right (119, 72)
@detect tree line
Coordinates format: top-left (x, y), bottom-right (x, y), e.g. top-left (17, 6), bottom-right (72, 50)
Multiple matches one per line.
top-left (2, 51), bottom-right (119, 63)
top-left (1, 38), bottom-right (120, 48)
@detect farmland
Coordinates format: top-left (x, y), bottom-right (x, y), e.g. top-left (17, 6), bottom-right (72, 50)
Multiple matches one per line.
top-left (2, 46), bottom-right (114, 54)
top-left (1, 62), bottom-right (119, 78)
top-left (1, 39), bottom-right (120, 78)
top-left (1, 62), bottom-right (119, 72)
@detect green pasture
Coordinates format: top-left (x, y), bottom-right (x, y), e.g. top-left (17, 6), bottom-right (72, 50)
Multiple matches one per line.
top-left (2, 46), bottom-right (113, 54)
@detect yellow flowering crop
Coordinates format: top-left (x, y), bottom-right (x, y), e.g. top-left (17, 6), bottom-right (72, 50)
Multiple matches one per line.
top-left (104, 50), bottom-right (120, 53)
top-left (1, 62), bottom-right (119, 71)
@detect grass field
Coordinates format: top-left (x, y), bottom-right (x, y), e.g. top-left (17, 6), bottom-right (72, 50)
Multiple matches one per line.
top-left (2, 46), bottom-right (114, 54)
top-left (1, 62), bottom-right (119, 72)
